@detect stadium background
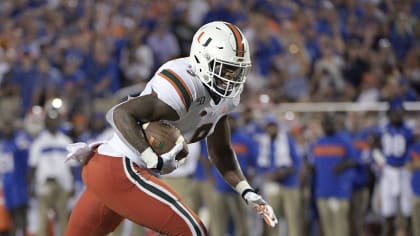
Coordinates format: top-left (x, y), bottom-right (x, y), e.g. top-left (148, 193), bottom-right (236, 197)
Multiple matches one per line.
top-left (0, 0), bottom-right (420, 235)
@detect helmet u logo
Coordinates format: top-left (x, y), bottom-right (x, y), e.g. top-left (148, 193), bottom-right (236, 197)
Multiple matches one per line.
top-left (197, 31), bottom-right (212, 47)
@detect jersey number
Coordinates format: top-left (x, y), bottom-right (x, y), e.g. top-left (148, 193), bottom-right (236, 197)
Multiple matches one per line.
top-left (381, 134), bottom-right (406, 157)
top-left (190, 123), bottom-right (213, 143)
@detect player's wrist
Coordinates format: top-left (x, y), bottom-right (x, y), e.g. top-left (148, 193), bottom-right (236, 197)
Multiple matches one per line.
top-left (235, 180), bottom-right (255, 199)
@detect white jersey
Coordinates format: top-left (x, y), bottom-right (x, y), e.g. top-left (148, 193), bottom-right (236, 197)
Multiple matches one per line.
top-left (28, 130), bottom-right (74, 193)
top-left (99, 57), bottom-right (240, 165)
top-left (142, 57), bottom-right (240, 142)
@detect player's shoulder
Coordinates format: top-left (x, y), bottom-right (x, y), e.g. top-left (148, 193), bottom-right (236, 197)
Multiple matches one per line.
top-left (154, 57), bottom-right (200, 93)
top-left (146, 57), bottom-right (208, 112)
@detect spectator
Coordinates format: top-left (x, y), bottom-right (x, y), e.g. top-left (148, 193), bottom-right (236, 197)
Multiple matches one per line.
top-left (345, 112), bottom-right (376, 236)
top-left (372, 105), bottom-right (414, 236)
top-left (0, 48), bottom-right (10, 90)
top-left (10, 49), bottom-right (37, 115)
top-left (33, 57), bottom-right (63, 107)
top-left (312, 41), bottom-right (345, 101)
top-left (253, 16), bottom-right (283, 76)
top-left (274, 33), bottom-right (311, 102)
top-left (407, 129), bottom-right (420, 236)
top-left (389, 13), bottom-right (415, 60)
top-left (62, 56), bottom-right (88, 112)
top-left (241, 105), bottom-right (263, 139)
top-left (28, 107), bottom-right (76, 236)
top-left (256, 115), bottom-right (301, 236)
top-left (119, 29), bottom-right (154, 86)
top-left (0, 118), bottom-right (30, 236)
top-left (186, 0), bottom-right (209, 28)
top-left (356, 71), bottom-right (381, 103)
top-left (343, 39), bottom-right (371, 90)
top-left (146, 20), bottom-right (180, 68)
top-left (87, 43), bottom-right (120, 98)
top-left (309, 113), bottom-right (357, 236)
top-left (171, 3), bottom-right (197, 57)
top-left (202, 0), bottom-right (230, 24)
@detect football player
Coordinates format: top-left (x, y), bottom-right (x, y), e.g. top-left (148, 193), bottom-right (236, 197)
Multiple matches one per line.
top-left (373, 105), bottom-right (414, 236)
top-left (64, 21), bottom-right (277, 236)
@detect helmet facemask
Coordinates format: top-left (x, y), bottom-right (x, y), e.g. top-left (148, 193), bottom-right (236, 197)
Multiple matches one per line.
top-left (206, 58), bottom-right (251, 98)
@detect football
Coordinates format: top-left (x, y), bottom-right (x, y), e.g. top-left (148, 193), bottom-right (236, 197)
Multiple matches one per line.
top-left (142, 121), bottom-right (188, 161)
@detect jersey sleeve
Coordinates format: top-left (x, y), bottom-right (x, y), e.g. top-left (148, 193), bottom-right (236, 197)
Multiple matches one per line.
top-left (141, 70), bottom-right (193, 118)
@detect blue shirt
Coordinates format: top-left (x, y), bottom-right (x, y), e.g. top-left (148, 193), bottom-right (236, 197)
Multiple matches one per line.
top-left (377, 123), bottom-right (413, 167)
top-left (11, 63), bottom-right (37, 114)
top-left (409, 144), bottom-right (420, 196)
top-left (255, 132), bottom-right (301, 188)
top-left (0, 132), bottom-right (32, 209)
top-left (268, 135), bottom-right (301, 188)
top-left (212, 129), bottom-right (258, 193)
top-left (349, 128), bottom-right (373, 189)
top-left (310, 133), bottom-right (356, 199)
top-left (87, 58), bottom-right (120, 97)
top-left (0, 132), bottom-right (31, 184)
top-left (254, 36), bottom-right (283, 76)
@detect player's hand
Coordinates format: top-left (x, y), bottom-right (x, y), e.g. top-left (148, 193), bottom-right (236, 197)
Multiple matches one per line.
top-left (66, 141), bottom-right (102, 165)
top-left (243, 190), bottom-right (278, 227)
top-left (157, 143), bottom-right (184, 174)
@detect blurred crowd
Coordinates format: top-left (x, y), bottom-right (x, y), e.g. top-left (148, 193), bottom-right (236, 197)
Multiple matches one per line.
top-left (0, 0), bottom-right (419, 118)
top-left (1, 0), bottom-right (420, 236)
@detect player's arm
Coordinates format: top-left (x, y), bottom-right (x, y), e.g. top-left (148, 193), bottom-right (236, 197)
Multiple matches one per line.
top-left (109, 92), bottom-right (183, 173)
top-left (110, 92), bottom-right (179, 154)
top-left (207, 115), bottom-right (278, 227)
top-left (206, 115), bottom-right (246, 187)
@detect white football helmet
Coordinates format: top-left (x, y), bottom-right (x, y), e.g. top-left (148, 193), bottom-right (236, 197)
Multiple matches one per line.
top-left (190, 21), bottom-right (252, 98)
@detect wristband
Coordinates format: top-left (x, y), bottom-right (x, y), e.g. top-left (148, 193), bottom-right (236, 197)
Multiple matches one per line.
top-left (140, 147), bottom-right (159, 169)
top-left (235, 180), bottom-right (253, 195)
top-left (241, 189), bottom-right (255, 201)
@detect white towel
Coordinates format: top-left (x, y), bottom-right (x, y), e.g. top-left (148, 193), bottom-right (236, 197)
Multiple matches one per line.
top-left (257, 131), bottom-right (292, 168)
top-left (274, 131), bottom-right (292, 167)
top-left (257, 134), bottom-right (271, 168)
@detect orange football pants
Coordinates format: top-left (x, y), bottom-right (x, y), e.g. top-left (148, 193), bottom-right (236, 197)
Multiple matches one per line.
top-left (64, 152), bottom-right (207, 236)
